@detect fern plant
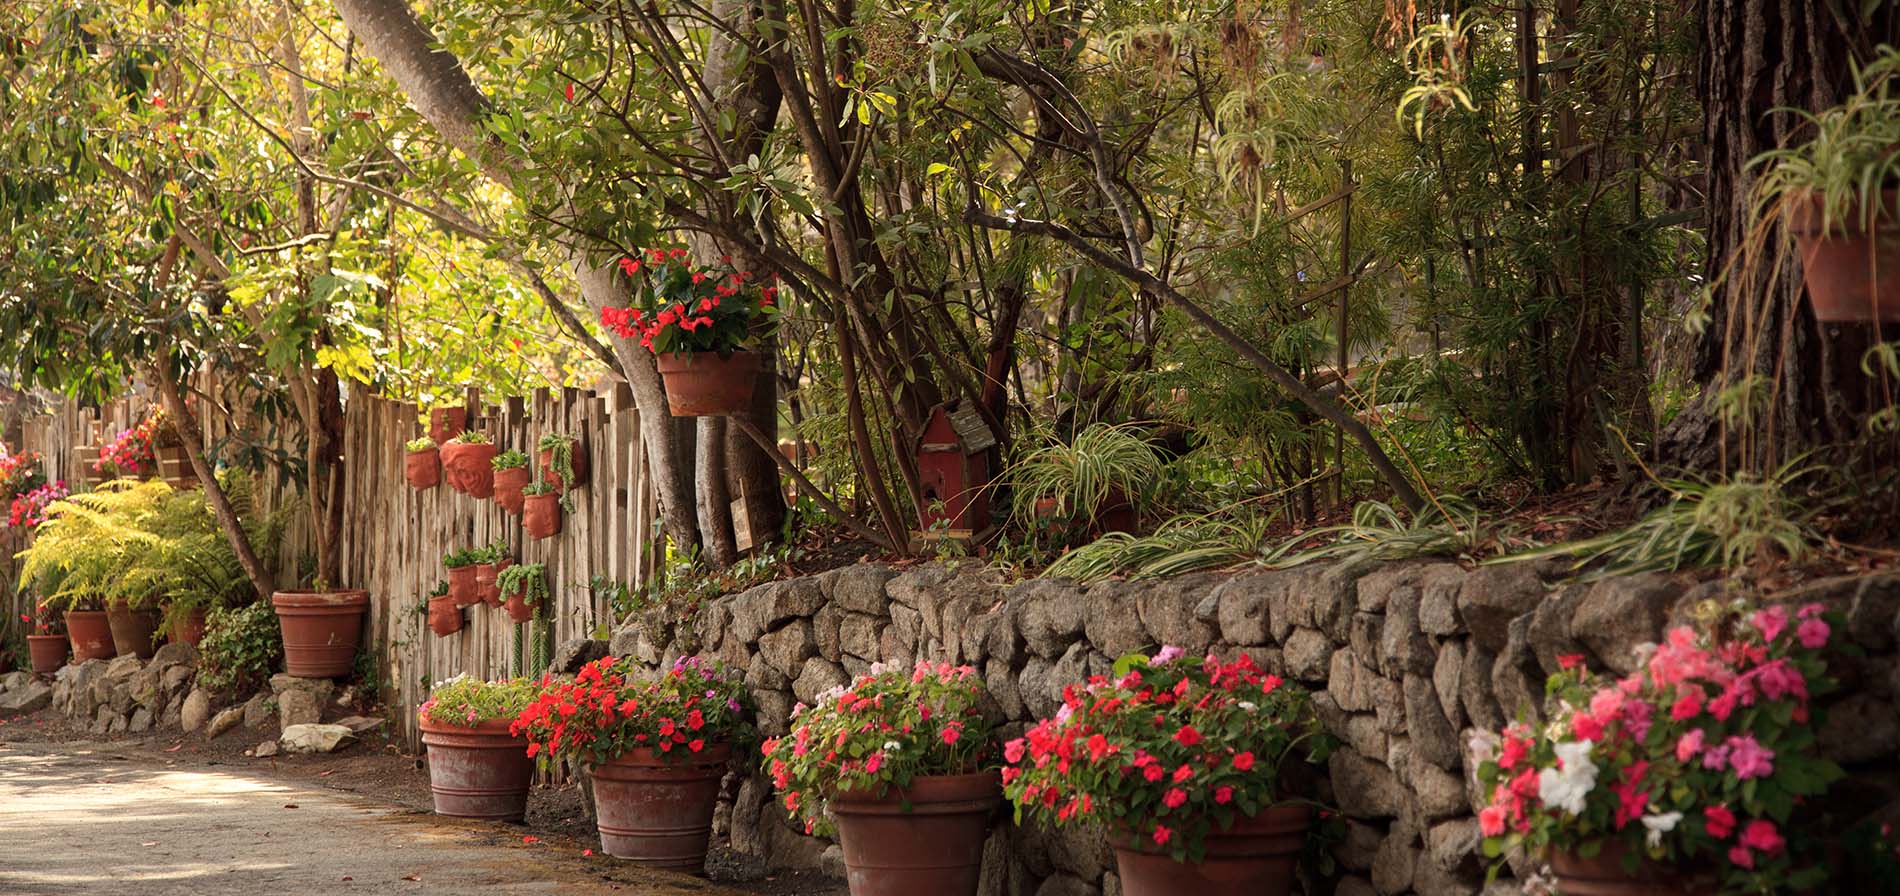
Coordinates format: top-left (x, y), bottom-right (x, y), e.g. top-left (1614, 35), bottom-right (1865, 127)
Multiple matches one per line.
top-left (15, 479), bottom-right (169, 611)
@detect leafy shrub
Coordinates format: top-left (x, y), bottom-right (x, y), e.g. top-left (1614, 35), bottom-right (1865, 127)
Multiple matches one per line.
top-left (419, 675), bottom-right (538, 727)
top-left (197, 601), bottom-right (281, 695)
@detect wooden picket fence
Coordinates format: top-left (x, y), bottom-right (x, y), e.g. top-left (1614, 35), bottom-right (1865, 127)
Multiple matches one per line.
top-left (7, 381), bottom-right (664, 750)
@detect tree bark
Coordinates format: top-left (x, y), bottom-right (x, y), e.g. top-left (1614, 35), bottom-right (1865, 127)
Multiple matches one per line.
top-left (332, 0), bottom-right (703, 554)
top-left (1661, 0), bottom-right (1900, 473)
top-left (150, 361), bottom-right (277, 599)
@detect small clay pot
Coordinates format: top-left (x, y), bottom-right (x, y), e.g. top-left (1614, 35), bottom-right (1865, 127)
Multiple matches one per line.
top-left (427, 594), bottom-right (463, 638)
top-left (656, 351), bottom-right (759, 417)
top-left (28, 634), bottom-right (70, 676)
top-left (1547, 841), bottom-right (1716, 896)
top-left (271, 589), bottom-right (370, 679)
top-left (64, 610), bottom-right (116, 662)
top-left (473, 562), bottom-right (499, 608)
top-left (447, 566), bottom-right (480, 607)
top-left (493, 465), bottom-right (530, 514)
top-left (441, 442), bottom-right (498, 498)
top-left (524, 493), bottom-right (562, 540)
top-left (420, 716), bottom-right (533, 821)
top-left (405, 447), bottom-right (441, 490)
top-left (1112, 805), bottom-right (1310, 896)
top-left (170, 607), bottom-right (209, 647)
top-left (539, 442), bottom-right (589, 492)
top-left (503, 590), bottom-right (536, 624)
top-left (589, 743), bottom-right (730, 871)
top-left (1788, 188), bottom-right (1900, 323)
top-left (428, 407), bottom-right (468, 444)
top-left (831, 771), bottom-right (1002, 896)
top-left (106, 605), bottom-right (161, 660)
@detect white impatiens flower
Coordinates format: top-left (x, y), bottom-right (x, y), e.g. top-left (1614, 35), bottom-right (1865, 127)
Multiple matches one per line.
top-left (882, 740), bottom-right (902, 753)
top-left (1238, 701), bottom-right (1259, 712)
top-left (1536, 740), bottom-right (1599, 816)
top-left (1641, 811), bottom-right (1682, 848)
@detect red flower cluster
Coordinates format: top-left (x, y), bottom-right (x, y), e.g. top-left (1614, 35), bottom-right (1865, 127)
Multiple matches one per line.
top-left (597, 249), bottom-right (779, 357)
top-left (1003, 647), bottom-right (1330, 861)
top-left (94, 407), bottom-right (168, 476)
top-left (511, 654), bottom-right (752, 769)
top-left (0, 447), bottom-right (45, 505)
top-left (6, 481), bottom-right (67, 529)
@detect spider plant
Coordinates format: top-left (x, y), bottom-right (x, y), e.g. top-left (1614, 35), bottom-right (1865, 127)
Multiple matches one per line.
top-left (1045, 510), bottom-right (1278, 583)
top-left (1751, 46), bottom-right (1900, 233)
top-left (1262, 494), bottom-right (1498, 568)
top-left (1007, 423), bottom-right (1166, 531)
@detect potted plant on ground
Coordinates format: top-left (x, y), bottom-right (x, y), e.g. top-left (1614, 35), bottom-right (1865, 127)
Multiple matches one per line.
top-left (598, 248), bottom-right (781, 417)
top-left (1471, 604), bottom-right (1845, 895)
top-left (105, 593), bottom-right (162, 659)
top-left (405, 436), bottom-right (441, 490)
top-left (24, 601), bottom-right (69, 675)
top-left (271, 583), bottom-right (370, 679)
top-left (492, 450), bottom-right (531, 513)
top-left (522, 481), bottom-right (562, 540)
top-left (440, 430), bottom-right (497, 498)
top-left (764, 661), bottom-right (999, 896)
top-left (119, 469), bottom-right (283, 650)
top-left (537, 433), bottom-right (588, 493)
top-left (419, 675), bottom-right (539, 820)
top-left (1008, 423), bottom-right (1165, 539)
top-left (513, 655), bottom-right (753, 870)
top-left (1752, 47), bottom-right (1900, 322)
top-left (426, 582), bottom-right (461, 637)
top-left (496, 562), bottom-right (547, 624)
top-left (444, 548), bottom-right (482, 606)
top-left (1004, 648), bottom-right (1333, 896)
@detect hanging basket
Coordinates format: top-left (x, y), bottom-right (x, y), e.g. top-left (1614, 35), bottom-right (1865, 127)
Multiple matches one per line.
top-left (1788, 189), bottom-right (1900, 323)
top-left (405, 447), bottom-right (441, 490)
top-left (494, 466), bottom-right (530, 513)
top-left (656, 351), bottom-right (759, 417)
top-left (524, 493), bottom-right (563, 540)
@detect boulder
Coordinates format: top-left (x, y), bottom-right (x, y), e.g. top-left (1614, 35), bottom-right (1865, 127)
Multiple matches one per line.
top-left (334, 715), bottom-right (387, 736)
top-left (1456, 564), bottom-right (1547, 652)
top-left (269, 673), bottom-right (335, 709)
top-left (1402, 673), bottom-right (1461, 770)
top-left (1083, 586), bottom-right (1148, 658)
top-left (1031, 873), bottom-right (1096, 896)
top-left (1371, 827), bottom-right (1419, 895)
top-left (0, 679), bottom-right (52, 714)
top-left (1014, 579), bottom-right (1086, 659)
top-left (2, 670), bottom-right (32, 693)
top-left (1132, 574), bottom-right (1221, 653)
top-left (280, 723), bottom-right (357, 754)
top-left (759, 620), bottom-right (817, 679)
top-left (255, 739), bottom-right (280, 758)
top-left (1819, 693), bottom-right (1900, 764)
top-left (127, 706), bottom-right (153, 733)
top-left (1328, 747), bottom-right (1404, 819)
top-left (548, 639), bottom-right (609, 674)
top-left (824, 563), bottom-right (897, 615)
top-left (1212, 571), bottom-right (1278, 646)
top-left (1283, 627), bottom-right (1332, 682)
top-left (1432, 642), bottom-right (1467, 733)
top-left (1426, 819), bottom-right (1481, 873)
top-left (1380, 589), bottom-right (1434, 676)
top-left (206, 705), bottom-right (245, 738)
top-left (180, 689), bottom-right (212, 732)
top-left (1570, 574), bottom-right (1675, 675)
top-left (812, 604), bottom-right (845, 662)
top-left (792, 658), bottom-right (847, 705)
top-left (277, 688), bottom-right (322, 731)
top-left (1416, 564), bottom-right (1467, 635)
top-left (150, 640), bottom-right (198, 669)
top-left (243, 692), bottom-right (275, 730)
top-left (839, 614), bottom-right (883, 662)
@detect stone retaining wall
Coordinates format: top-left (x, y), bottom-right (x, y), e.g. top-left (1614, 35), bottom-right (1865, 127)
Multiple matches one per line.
top-left (611, 560), bottom-right (1900, 896)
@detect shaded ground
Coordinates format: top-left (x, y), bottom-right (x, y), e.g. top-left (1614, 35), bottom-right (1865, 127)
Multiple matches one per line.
top-left (0, 711), bottom-right (845, 896)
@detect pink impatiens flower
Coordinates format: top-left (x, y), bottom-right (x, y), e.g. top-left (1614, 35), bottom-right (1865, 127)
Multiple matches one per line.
top-left (1725, 735), bottom-right (1775, 780)
top-left (1796, 616), bottom-right (1830, 649)
top-left (1740, 819), bottom-right (1784, 854)
top-left (1750, 605), bottom-right (1790, 643)
top-left (1704, 805), bottom-right (1736, 839)
top-left (1675, 729), bottom-right (1705, 763)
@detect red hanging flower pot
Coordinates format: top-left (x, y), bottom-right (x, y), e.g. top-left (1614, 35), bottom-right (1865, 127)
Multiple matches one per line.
top-left (473, 562), bottom-right (499, 608)
top-left (405, 446), bottom-right (441, 490)
top-left (538, 440), bottom-right (589, 492)
top-left (656, 351), bottom-right (759, 417)
top-left (427, 594), bottom-right (463, 637)
top-left (447, 565), bottom-right (480, 607)
top-left (428, 406), bottom-right (468, 444)
top-left (441, 442), bottom-right (497, 498)
top-left (523, 492), bottom-right (562, 540)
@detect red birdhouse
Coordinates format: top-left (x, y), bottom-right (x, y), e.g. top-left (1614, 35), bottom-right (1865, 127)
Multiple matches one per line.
top-left (916, 403), bottom-right (996, 533)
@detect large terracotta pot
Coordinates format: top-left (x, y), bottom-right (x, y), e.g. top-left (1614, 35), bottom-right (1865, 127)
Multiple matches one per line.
top-left (589, 743), bottom-right (730, 871)
top-left (170, 607), bottom-right (210, 647)
top-left (1548, 842), bottom-right (1716, 896)
top-left (405, 448), bottom-right (441, 490)
top-left (831, 771), bottom-right (1002, 896)
top-left (427, 595), bottom-right (463, 637)
top-left (420, 716), bottom-right (534, 821)
top-left (271, 589), bottom-right (370, 679)
top-left (447, 565), bottom-right (480, 607)
top-left (493, 465), bottom-right (530, 514)
top-left (1112, 805), bottom-right (1311, 896)
top-left (656, 351), bottom-right (759, 417)
top-left (28, 634), bottom-right (70, 675)
top-left (428, 407), bottom-right (468, 444)
top-left (524, 493), bottom-right (562, 540)
top-left (539, 443), bottom-right (589, 492)
top-left (1788, 189), bottom-right (1900, 322)
top-left (473, 562), bottom-right (499, 608)
top-left (64, 610), bottom-right (116, 662)
top-left (106, 605), bottom-right (160, 660)
top-left (440, 442), bottom-right (498, 498)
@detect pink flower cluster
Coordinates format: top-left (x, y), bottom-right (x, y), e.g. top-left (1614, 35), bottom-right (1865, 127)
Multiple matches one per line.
top-left (6, 481), bottom-right (67, 529)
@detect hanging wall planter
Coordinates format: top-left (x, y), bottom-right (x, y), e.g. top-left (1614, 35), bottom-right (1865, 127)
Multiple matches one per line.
top-left (1786, 190), bottom-right (1900, 322)
top-left (428, 406), bottom-right (468, 444)
top-left (537, 434), bottom-right (588, 492)
top-left (497, 562), bottom-right (547, 625)
top-left (271, 589), bottom-right (369, 679)
top-left (440, 431), bottom-right (497, 498)
top-left (523, 487), bottom-right (562, 540)
top-left (473, 561), bottom-right (498, 609)
top-left (405, 437), bottom-right (441, 490)
top-left (656, 351), bottom-right (760, 417)
top-left (492, 450), bottom-right (531, 514)
top-left (426, 583), bottom-right (462, 637)
top-left (445, 549), bottom-right (482, 606)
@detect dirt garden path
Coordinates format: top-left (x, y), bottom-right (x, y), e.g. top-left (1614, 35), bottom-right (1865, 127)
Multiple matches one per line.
top-left (0, 740), bottom-right (746, 896)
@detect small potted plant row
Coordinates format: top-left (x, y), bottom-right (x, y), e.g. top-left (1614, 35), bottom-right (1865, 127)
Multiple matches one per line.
top-left (24, 602), bottom-right (70, 675)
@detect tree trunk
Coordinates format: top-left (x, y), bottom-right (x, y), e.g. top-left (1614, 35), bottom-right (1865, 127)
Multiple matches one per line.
top-left (150, 362), bottom-right (276, 599)
top-left (1662, 0), bottom-right (1900, 473)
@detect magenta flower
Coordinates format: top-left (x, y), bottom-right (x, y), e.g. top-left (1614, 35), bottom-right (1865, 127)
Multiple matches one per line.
top-left (1725, 735), bottom-right (1775, 780)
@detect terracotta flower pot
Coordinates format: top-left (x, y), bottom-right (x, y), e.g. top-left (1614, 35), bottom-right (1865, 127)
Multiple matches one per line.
top-left (420, 716), bottom-right (534, 821)
top-left (523, 493), bottom-right (562, 540)
top-left (473, 562), bottom-right (499, 608)
top-left (405, 447), bottom-right (441, 490)
top-left (429, 407), bottom-right (468, 444)
top-left (64, 610), bottom-right (116, 662)
top-left (427, 595), bottom-right (463, 638)
top-left (831, 771), bottom-right (1002, 896)
top-left (539, 443), bottom-right (589, 492)
top-left (1788, 189), bottom-right (1900, 322)
top-left (493, 466), bottom-right (530, 514)
top-left (447, 565), bottom-right (480, 607)
top-left (441, 442), bottom-right (498, 498)
top-left (589, 743), bottom-right (730, 871)
top-left (106, 605), bottom-right (160, 660)
top-left (1112, 805), bottom-right (1311, 896)
top-left (1548, 842), bottom-right (1716, 896)
top-left (271, 589), bottom-right (370, 679)
top-left (171, 607), bottom-right (209, 647)
top-left (502, 590), bottom-right (535, 624)
top-left (656, 351), bottom-right (759, 417)
top-left (28, 634), bottom-right (70, 675)
top-left (491, 556), bottom-right (512, 608)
